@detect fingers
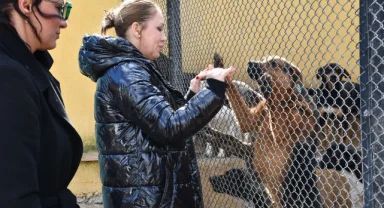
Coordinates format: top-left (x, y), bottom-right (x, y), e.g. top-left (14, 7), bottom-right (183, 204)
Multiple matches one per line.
top-left (197, 64), bottom-right (215, 80)
top-left (189, 77), bottom-right (201, 93)
top-left (223, 66), bottom-right (236, 81)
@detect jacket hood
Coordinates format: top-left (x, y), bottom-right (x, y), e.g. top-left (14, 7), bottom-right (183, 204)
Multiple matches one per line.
top-left (78, 35), bottom-right (151, 82)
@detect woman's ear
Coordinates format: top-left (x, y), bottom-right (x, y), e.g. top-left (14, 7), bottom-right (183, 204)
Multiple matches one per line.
top-left (19, 0), bottom-right (33, 15)
top-left (131, 22), bottom-right (142, 39)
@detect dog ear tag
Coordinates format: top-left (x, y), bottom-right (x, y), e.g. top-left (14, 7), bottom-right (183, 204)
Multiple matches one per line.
top-left (296, 84), bottom-right (302, 93)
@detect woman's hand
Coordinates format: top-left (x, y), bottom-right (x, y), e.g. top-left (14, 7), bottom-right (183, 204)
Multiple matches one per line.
top-left (205, 66), bottom-right (236, 82)
top-left (195, 64), bottom-right (214, 80)
top-left (189, 77), bottom-right (201, 93)
top-left (190, 65), bottom-right (236, 92)
top-left (189, 64), bottom-right (214, 93)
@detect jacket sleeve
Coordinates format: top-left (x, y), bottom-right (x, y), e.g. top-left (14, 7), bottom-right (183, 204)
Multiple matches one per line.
top-left (114, 65), bottom-right (225, 145)
top-left (0, 65), bottom-right (42, 208)
top-left (184, 89), bottom-right (196, 101)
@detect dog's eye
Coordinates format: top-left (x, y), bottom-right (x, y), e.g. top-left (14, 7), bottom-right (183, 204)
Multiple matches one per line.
top-left (285, 66), bottom-right (291, 73)
top-left (271, 61), bottom-right (278, 68)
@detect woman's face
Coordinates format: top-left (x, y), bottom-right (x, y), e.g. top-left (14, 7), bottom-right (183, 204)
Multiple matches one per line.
top-left (30, 0), bottom-right (68, 50)
top-left (138, 9), bottom-right (167, 60)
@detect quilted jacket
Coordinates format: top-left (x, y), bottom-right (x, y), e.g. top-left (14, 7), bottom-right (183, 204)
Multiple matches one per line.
top-left (79, 35), bottom-right (225, 208)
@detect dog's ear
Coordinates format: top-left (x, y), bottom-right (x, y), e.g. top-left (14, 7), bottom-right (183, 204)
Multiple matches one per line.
top-left (316, 67), bottom-right (323, 80)
top-left (331, 63), bottom-right (351, 80)
top-left (289, 65), bottom-right (302, 84)
top-left (213, 53), bottom-right (224, 68)
top-left (340, 66), bottom-right (351, 80)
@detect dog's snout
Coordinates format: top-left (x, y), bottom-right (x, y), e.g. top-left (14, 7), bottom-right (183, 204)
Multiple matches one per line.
top-left (262, 74), bottom-right (272, 84)
top-left (247, 61), bottom-right (261, 80)
top-left (330, 75), bottom-right (338, 82)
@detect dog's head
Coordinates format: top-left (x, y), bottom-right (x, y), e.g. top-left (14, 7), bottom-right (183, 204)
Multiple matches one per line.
top-left (316, 63), bottom-right (350, 89)
top-left (247, 56), bottom-right (303, 101)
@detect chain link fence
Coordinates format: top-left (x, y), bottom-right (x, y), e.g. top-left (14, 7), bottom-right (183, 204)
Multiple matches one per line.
top-left (152, 0), bottom-right (383, 207)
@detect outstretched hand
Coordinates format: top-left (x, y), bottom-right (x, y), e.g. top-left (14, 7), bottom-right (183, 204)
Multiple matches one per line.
top-left (198, 66), bottom-right (236, 82)
top-left (195, 64), bottom-right (214, 80)
top-left (190, 65), bottom-right (236, 93)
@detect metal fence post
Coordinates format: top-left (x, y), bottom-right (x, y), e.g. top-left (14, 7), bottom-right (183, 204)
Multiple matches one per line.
top-left (360, 0), bottom-right (384, 207)
top-left (166, 0), bottom-right (183, 89)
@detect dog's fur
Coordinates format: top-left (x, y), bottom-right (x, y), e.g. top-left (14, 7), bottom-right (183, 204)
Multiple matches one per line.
top-left (195, 80), bottom-right (262, 158)
top-left (225, 56), bottom-right (361, 207)
top-left (231, 56), bottom-right (321, 207)
top-left (314, 63), bottom-right (361, 149)
top-left (209, 168), bottom-right (273, 208)
top-left (194, 54), bottom-right (263, 158)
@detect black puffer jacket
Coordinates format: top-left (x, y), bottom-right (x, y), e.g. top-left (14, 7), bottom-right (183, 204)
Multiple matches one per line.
top-left (79, 35), bottom-right (225, 208)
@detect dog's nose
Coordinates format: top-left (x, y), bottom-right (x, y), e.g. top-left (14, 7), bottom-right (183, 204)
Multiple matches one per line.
top-left (330, 75), bottom-right (338, 82)
top-left (261, 74), bottom-right (272, 84)
top-left (247, 61), bottom-right (261, 80)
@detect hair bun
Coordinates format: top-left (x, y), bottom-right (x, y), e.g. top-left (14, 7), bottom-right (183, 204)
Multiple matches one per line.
top-left (101, 10), bottom-right (115, 35)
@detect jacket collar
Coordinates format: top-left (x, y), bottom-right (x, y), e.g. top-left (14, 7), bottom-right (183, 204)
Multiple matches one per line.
top-left (0, 24), bottom-right (53, 92)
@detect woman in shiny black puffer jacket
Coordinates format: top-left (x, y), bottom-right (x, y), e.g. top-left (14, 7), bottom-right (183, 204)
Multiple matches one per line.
top-left (79, 32), bottom-right (230, 208)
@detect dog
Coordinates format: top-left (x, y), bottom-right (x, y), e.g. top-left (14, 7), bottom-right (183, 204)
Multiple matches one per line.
top-left (209, 168), bottom-right (273, 208)
top-left (193, 54), bottom-right (263, 158)
top-left (238, 56), bottom-right (321, 207)
top-left (224, 56), bottom-right (362, 207)
top-left (314, 63), bottom-right (361, 149)
top-left (197, 80), bottom-right (261, 158)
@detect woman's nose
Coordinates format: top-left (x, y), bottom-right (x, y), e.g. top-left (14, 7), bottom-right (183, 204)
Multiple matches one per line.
top-left (60, 20), bottom-right (68, 29)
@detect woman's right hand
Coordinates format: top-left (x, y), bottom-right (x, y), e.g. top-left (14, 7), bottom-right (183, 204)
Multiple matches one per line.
top-left (198, 66), bottom-right (236, 82)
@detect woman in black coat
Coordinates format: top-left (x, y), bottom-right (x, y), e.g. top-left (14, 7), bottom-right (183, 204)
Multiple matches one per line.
top-left (78, 0), bottom-right (234, 207)
top-left (0, 1), bottom-right (83, 207)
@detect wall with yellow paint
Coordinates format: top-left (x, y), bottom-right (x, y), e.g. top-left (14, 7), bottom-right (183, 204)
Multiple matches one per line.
top-left (49, 0), bottom-right (121, 151)
top-left (178, 0), bottom-right (360, 88)
top-left (69, 161), bottom-right (101, 196)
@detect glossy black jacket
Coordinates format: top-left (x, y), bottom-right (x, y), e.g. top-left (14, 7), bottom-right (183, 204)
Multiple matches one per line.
top-left (79, 35), bottom-right (225, 208)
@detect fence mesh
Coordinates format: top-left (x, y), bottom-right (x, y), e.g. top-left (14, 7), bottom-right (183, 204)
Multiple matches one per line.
top-left (152, 0), bottom-right (384, 207)
top-left (360, 1), bottom-right (384, 208)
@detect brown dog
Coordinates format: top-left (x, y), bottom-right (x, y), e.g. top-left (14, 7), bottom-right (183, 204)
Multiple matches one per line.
top-left (226, 56), bottom-right (352, 207)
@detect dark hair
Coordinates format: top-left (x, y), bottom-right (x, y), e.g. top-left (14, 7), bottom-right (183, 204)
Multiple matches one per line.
top-left (101, 0), bottom-right (160, 37)
top-left (0, 0), bottom-right (64, 42)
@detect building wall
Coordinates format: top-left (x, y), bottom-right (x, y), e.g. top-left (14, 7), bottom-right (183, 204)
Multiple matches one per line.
top-left (178, 0), bottom-right (360, 87)
top-left (49, 0), bottom-right (121, 151)
top-left (49, 0), bottom-right (121, 196)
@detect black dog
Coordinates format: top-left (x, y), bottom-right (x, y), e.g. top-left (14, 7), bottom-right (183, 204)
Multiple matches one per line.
top-left (209, 168), bottom-right (273, 208)
top-left (314, 63), bottom-right (361, 143)
top-left (316, 63), bottom-right (360, 115)
top-left (209, 142), bottom-right (323, 207)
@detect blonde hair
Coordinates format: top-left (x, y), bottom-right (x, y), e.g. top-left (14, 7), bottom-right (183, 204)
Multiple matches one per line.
top-left (101, 0), bottom-right (160, 37)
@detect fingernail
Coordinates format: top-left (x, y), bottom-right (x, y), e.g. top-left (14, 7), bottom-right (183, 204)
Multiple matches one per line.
top-left (196, 76), bottom-right (200, 80)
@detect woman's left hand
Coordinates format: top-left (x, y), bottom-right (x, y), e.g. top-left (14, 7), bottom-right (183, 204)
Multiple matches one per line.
top-left (189, 64), bottom-right (215, 93)
top-left (189, 77), bottom-right (201, 93)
